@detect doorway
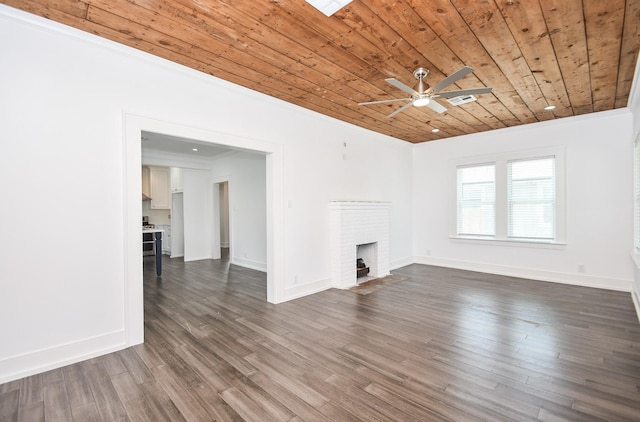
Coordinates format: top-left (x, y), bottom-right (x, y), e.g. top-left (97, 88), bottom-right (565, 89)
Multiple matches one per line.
top-left (124, 114), bottom-right (285, 347)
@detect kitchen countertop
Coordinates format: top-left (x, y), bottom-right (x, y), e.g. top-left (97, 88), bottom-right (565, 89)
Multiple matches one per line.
top-left (143, 228), bottom-right (165, 234)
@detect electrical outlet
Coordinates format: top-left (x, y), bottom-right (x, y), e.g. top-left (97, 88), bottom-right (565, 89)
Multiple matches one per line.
top-left (578, 264), bottom-right (585, 273)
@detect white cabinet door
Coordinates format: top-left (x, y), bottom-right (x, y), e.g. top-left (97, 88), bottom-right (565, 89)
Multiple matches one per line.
top-left (160, 224), bottom-right (171, 255)
top-left (150, 167), bottom-right (171, 209)
top-left (170, 167), bottom-right (183, 192)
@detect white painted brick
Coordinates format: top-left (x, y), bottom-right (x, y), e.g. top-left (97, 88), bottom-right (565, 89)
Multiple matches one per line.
top-left (329, 201), bottom-right (391, 289)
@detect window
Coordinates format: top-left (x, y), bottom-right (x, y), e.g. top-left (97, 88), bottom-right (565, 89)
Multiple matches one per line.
top-left (457, 164), bottom-right (495, 236)
top-left (507, 157), bottom-right (555, 240)
top-left (454, 148), bottom-right (564, 245)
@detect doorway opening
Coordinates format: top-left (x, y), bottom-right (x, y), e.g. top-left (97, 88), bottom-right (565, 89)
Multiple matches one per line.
top-left (124, 114), bottom-right (284, 347)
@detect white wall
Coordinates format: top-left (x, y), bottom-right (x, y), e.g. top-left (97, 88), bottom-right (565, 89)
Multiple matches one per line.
top-left (278, 130), bottom-right (414, 299)
top-left (413, 110), bottom-right (634, 291)
top-left (0, 6), bottom-right (413, 383)
top-left (210, 152), bottom-right (267, 271)
top-left (183, 169), bottom-right (214, 261)
top-left (220, 182), bottom-right (230, 248)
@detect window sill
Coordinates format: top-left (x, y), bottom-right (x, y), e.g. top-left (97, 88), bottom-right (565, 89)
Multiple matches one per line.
top-left (450, 236), bottom-right (567, 249)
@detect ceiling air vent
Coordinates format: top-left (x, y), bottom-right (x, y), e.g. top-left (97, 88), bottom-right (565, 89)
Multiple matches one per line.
top-left (446, 95), bottom-right (477, 106)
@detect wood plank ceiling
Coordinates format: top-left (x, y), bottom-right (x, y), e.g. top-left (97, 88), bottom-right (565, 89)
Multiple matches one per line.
top-left (3, 0), bottom-right (640, 143)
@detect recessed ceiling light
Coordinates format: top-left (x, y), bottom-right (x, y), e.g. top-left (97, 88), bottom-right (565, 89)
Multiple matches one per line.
top-left (544, 105), bottom-right (556, 110)
top-left (305, 0), bottom-right (353, 16)
top-left (431, 128), bottom-right (440, 133)
top-left (192, 148), bottom-right (198, 152)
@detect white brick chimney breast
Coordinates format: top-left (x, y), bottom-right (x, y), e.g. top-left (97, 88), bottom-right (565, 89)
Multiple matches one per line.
top-left (329, 201), bottom-right (391, 289)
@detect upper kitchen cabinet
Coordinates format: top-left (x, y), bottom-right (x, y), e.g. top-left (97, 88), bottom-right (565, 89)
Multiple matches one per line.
top-left (170, 167), bottom-right (183, 192)
top-left (149, 166), bottom-right (171, 209)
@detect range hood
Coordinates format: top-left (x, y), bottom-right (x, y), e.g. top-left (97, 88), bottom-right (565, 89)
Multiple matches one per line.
top-left (142, 166), bottom-right (151, 201)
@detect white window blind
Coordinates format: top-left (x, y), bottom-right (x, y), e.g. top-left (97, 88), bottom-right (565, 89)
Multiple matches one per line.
top-left (457, 164), bottom-right (495, 236)
top-left (507, 157), bottom-right (555, 240)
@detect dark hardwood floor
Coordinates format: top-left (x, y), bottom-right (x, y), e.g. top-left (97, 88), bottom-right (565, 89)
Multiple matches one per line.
top-left (2, 251), bottom-right (640, 421)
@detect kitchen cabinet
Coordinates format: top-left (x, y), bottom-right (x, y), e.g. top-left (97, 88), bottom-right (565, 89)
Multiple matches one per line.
top-left (170, 167), bottom-right (183, 192)
top-left (158, 224), bottom-right (171, 255)
top-left (150, 166), bottom-right (171, 209)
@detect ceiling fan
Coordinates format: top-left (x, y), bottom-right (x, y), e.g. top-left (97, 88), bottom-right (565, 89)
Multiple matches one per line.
top-left (358, 66), bottom-right (493, 118)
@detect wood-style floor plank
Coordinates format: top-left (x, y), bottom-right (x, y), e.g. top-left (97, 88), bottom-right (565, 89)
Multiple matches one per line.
top-left (2, 251), bottom-right (640, 421)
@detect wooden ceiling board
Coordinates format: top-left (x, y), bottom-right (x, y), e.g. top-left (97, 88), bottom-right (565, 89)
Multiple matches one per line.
top-left (405, 0), bottom-right (540, 125)
top-left (3, 0), bottom-right (639, 143)
top-left (617, 0), bottom-right (640, 108)
top-left (352, 1), bottom-right (510, 131)
top-left (539, 0), bottom-right (594, 116)
top-left (497, 1), bottom-right (573, 118)
top-left (454, 0), bottom-right (553, 123)
top-left (584, 0), bottom-right (626, 112)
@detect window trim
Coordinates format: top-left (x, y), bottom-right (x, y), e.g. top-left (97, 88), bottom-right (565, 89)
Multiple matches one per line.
top-left (456, 163), bottom-right (496, 237)
top-left (633, 134), bottom-right (640, 252)
top-left (451, 147), bottom-right (566, 246)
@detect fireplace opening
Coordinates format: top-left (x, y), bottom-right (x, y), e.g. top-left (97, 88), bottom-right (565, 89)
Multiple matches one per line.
top-left (356, 242), bottom-right (378, 284)
top-left (357, 258), bottom-right (369, 278)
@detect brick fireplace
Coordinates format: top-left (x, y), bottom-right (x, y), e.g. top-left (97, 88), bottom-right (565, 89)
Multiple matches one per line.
top-left (329, 201), bottom-right (391, 289)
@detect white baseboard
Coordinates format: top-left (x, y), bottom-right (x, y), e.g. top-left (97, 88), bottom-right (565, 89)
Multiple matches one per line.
top-left (390, 256), bottom-right (413, 271)
top-left (284, 278), bottom-right (333, 302)
top-left (0, 330), bottom-right (127, 384)
top-left (183, 255), bottom-right (211, 262)
top-left (413, 256), bottom-right (631, 292)
top-left (232, 256), bottom-right (267, 272)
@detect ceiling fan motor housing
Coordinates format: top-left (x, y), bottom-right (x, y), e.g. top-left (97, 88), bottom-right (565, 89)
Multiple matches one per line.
top-left (413, 68), bottom-right (430, 93)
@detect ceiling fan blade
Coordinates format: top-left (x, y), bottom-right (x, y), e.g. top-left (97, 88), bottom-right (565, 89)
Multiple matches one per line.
top-left (387, 102), bottom-right (414, 118)
top-left (429, 66), bottom-right (474, 94)
top-left (385, 78), bottom-right (418, 95)
top-left (435, 87), bottom-right (493, 99)
top-left (426, 100), bottom-right (447, 114)
top-left (358, 98), bottom-right (411, 105)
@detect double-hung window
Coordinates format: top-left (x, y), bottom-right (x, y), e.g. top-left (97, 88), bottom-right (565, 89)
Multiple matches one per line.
top-left (454, 148), bottom-right (564, 245)
top-left (457, 164), bottom-right (495, 237)
top-left (507, 157), bottom-right (555, 241)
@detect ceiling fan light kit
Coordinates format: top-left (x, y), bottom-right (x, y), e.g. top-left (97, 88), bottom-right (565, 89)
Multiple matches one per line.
top-left (359, 66), bottom-right (493, 118)
top-left (413, 96), bottom-right (430, 107)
